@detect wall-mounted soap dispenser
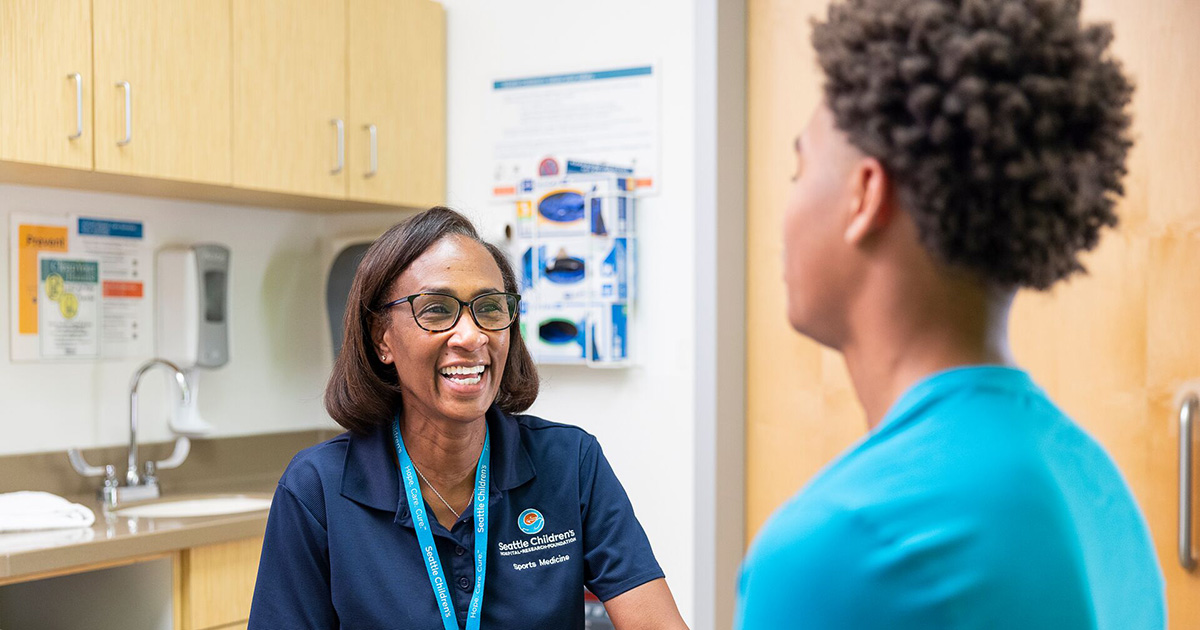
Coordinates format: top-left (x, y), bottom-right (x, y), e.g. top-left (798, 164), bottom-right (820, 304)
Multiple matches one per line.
top-left (158, 244), bottom-right (230, 368)
top-left (156, 244), bottom-right (231, 436)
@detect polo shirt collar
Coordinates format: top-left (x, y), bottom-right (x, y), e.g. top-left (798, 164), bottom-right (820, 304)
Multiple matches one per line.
top-left (340, 405), bottom-right (536, 521)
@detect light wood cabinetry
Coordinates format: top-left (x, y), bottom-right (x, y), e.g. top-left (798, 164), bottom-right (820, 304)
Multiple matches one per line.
top-left (179, 537), bottom-right (263, 630)
top-left (347, 0), bottom-right (446, 207)
top-left (0, 0), bottom-right (93, 169)
top-left (232, 0), bottom-right (347, 199)
top-left (0, 538), bottom-right (263, 630)
top-left (0, 0), bottom-right (445, 211)
top-left (92, 0), bottom-right (232, 185)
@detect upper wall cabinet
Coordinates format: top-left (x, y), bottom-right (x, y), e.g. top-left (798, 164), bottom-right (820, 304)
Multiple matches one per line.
top-left (0, 0), bottom-right (94, 169)
top-left (0, 0), bottom-right (445, 211)
top-left (233, 0), bottom-right (347, 199)
top-left (347, 0), bottom-right (446, 207)
top-left (92, 0), bottom-right (232, 185)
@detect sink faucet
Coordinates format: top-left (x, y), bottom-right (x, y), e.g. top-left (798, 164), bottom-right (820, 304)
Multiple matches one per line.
top-left (68, 358), bottom-right (194, 506)
top-left (127, 359), bottom-right (191, 486)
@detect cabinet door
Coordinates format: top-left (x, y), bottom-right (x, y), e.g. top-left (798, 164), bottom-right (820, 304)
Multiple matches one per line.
top-left (92, 0), bottom-right (231, 185)
top-left (347, 0), bottom-right (446, 206)
top-left (0, 0), bottom-right (93, 169)
top-left (181, 537), bottom-right (263, 630)
top-left (233, 0), bottom-right (346, 199)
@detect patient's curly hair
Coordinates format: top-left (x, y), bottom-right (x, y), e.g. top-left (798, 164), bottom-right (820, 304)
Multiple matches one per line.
top-left (813, 0), bottom-right (1133, 289)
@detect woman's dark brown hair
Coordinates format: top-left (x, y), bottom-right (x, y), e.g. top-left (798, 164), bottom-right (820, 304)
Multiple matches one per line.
top-left (325, 206), bottom-right (539, 433)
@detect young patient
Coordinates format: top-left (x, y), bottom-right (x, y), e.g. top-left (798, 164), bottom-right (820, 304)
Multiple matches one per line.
top-left (737, 0), bottom-right (1164, 628)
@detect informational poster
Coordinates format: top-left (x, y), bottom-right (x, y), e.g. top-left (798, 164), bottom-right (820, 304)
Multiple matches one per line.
top-left (488, 65), bottom-right (660, 198)
top-left (13, 216), bottom-right (69, 336)
top-left (75, 217), bottom-right (151, 358)
top-left (9, 213), bottom-right (152, 361)
top-left (37, 254), bottom-right (100, 359)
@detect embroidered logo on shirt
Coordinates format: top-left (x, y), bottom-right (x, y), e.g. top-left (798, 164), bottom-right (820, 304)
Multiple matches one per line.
top-left (518, 508), bottom-right (545, 534)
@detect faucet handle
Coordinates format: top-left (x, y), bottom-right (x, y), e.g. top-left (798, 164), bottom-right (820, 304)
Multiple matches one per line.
top-left (101, 465), bottom-right (120, 507)
top-left (67, 448), bottom-right (108, 478)
top-left (142, 460), bottom-right (158, 485)
top-left (103, 465), bottom-right (119, 488)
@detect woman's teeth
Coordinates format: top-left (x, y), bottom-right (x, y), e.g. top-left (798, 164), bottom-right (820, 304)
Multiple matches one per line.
top-left (440, 365), bottom-right (485, 385)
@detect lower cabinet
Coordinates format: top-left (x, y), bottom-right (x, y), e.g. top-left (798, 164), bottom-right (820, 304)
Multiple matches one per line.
top-left (0, 556), bottom-right (174, 629)
top-left (178, 537), bottom-right (264, 630)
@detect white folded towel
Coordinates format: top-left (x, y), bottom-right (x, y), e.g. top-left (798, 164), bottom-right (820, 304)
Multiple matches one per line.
top-left (0, 491), bottom-right (96, 533)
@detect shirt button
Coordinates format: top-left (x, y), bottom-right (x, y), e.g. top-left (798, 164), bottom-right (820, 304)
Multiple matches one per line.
top-left (455, 545), bottom-right (467, 556)
top-left (458, 576), bottom-right (471, 590)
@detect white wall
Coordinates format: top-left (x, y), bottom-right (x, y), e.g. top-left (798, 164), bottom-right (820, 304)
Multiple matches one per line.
top-left (440, 0), bottom-right (713, 625)
top-left (0, 184), bottom-right (408, 456)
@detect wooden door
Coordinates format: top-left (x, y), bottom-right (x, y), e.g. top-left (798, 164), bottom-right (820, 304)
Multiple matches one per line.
top-left (92, 0), bottom-right (231, 184)
top-left (746, 0), bottom-right (1200, 625)
top-left (233, 0), bottom-right (346, 199)
top-left (0, 0), bottom-right (93, 169)
top-left (746, 0), bottom-right (860, 541)
top-left (347, 0), bottom-right (446, 207)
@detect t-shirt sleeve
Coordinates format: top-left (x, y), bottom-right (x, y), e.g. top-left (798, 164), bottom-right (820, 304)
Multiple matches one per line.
top-left (578, 435), bottom-right (665, 601)
top-left (248, 482), bottom-right (338, 629)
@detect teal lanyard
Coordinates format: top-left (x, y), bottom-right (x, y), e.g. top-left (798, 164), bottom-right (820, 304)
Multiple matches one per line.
top-left (392, 416), bottom-right (490, 630)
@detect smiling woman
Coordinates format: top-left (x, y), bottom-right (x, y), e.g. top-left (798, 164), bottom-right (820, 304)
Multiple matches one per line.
top-left (248, 207), bottom-right (688, 630)
top-left (326, 208), bottom-right (539, 433)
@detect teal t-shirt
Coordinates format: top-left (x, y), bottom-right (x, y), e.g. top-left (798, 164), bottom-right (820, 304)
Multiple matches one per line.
top-left (736, 366), bottom-right (1164, 629)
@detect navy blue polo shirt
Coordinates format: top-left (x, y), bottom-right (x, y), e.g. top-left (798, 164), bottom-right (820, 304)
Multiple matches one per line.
top-left (248, 406), bottom-right (664, 630)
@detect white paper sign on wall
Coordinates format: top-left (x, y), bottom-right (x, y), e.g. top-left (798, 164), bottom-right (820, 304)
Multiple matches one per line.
top-left (488, 65), bottom-right (660, 199)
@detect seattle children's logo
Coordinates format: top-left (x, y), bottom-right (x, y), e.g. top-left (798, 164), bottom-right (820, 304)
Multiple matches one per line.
top-left (518, 508), bottom-right (545, 535)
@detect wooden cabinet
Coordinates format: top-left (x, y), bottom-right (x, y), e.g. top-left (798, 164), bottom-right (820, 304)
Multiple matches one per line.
top-left (234, 0), bottom-right (446, 205)
top-left (0, 0), bottom-right (93, 169)
top-left (92, 0), bottom-right (231, 185)
top-left (178, 537), bottom-right (263, 630)
top-left (0, 0), bottom-right (444, 210)
top-left (347, 0), bottom-right (446, 207)
top-left (233, 0), bottom-right (347, 199)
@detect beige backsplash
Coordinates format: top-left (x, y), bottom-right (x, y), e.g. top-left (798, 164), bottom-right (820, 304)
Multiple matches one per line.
top-left (0, 430), bottom-right (340, 499)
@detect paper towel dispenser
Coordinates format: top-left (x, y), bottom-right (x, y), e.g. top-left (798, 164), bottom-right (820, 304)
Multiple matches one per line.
top-left (326, 238), bottom-right (374, 359)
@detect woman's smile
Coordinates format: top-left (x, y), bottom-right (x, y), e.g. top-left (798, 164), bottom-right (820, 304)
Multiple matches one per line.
top-left (438, 362), bottom-right (489, 394)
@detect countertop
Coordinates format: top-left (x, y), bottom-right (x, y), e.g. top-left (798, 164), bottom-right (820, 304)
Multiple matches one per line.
top-left (0, 487), bottom-right (273, 584)
top-left (0, 430), bottom-right (336, 586)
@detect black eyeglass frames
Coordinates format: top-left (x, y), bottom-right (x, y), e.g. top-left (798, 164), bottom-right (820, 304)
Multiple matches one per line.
top-left (377, 291), bottom-right (521, 333)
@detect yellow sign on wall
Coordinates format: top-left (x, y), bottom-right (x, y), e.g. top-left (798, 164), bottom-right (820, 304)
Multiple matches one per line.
top-left (16, 224), bottom-right (69, 334)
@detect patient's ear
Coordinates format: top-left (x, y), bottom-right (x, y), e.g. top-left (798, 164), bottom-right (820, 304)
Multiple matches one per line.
top-left (844, 156), bottom-right (892, 246)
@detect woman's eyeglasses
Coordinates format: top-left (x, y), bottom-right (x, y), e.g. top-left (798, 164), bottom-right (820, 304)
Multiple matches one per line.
top-left (377, 292), bottom-right (521, 333)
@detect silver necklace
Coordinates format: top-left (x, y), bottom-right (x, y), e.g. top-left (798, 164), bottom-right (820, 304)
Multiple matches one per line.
top-left (411, 460), bottom-right (469, 520)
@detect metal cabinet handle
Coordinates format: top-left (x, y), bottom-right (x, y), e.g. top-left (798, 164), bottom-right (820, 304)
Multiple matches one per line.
top-left (331, 118), bottom-right (345, 174)
top-left (1181, 394), bottom-right (1197, 571)
top-left (364, 124), bottom-right (378, 178)
top-left (116, 81), bottom-right (132, 146)
top-left (68, 73), bottom-right (83, 140)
